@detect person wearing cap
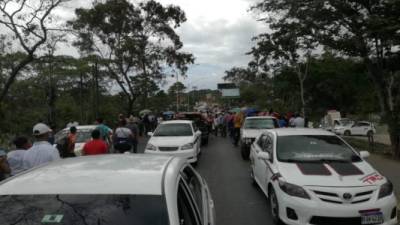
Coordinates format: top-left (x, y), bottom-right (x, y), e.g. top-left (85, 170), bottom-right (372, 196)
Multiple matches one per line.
top-left (22, 123), bottom-right (61, 170)
top-left (7, 136), bottom-right (31, 176)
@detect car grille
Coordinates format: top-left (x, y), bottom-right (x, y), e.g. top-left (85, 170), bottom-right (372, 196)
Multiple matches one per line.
top-left (310, 216), bottom-right (362, 225)
top-left (312, 189), bottom-right (374, 204)
top-left (158, 146), bottom-right (179, 151)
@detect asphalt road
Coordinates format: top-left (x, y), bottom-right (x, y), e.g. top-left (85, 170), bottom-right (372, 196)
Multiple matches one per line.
top-left (139, 135), bottom-right (274, 225)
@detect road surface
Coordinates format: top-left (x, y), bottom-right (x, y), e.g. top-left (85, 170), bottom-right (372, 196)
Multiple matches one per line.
top-left (138, 135), bottom-right (274, 225)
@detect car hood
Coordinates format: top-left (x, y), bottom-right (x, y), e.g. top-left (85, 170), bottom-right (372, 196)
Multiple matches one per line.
top-left (242, 129), bottom-right (267, 138)
top-left (277, 161), bottom-right (385, 187)
top-left (149, 136), bottom-right (194, 146)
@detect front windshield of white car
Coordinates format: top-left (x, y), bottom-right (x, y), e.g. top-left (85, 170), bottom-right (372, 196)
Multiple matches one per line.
top-left (154, 124), bottom-right (193, 136)
top-left (277, 135), bottom-right (361, 162)
top-left (0, 195), bottom-right (169, 225)
top-left (244, 118), bottom-right (278, 129)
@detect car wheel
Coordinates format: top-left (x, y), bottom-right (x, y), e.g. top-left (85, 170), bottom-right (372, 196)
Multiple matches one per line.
top-left (241, 145), bottom-right (250, 160)
top-left (269, 187), bottom-right (283, 225)
top-left (344, 130), bottom-right (351, 136)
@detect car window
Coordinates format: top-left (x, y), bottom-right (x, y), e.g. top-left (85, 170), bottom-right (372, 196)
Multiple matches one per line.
top-left (181, 166), bottom-right (203, 219)
top-left (153, 124), bottom-right (193, 136)
top-left (244, 118), bottom-right (278, 129)
top-left (0, 194), bottom-right (169, 225)
top-left (277, 135), bottom-right (361, 162)
top-left (177, 180), bottom-right (202, 225)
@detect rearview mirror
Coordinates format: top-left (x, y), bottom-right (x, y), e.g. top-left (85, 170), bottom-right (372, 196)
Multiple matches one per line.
top-left (147, 132), bottom-right (153, 136)
top-left (258, 151), bottom-right (270, 160)
top-left (359, 151), bottom-right (370, 159)
top-left (196, 130), bottom-right (202, 136)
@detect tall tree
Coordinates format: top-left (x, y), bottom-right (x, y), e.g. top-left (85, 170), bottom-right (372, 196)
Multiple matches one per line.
top-left (0, 0), bottom-right (68, 105)
top-left (253, 0), bottom-right (400, 157)
top-left (70, 0), bottom-right (194, 114)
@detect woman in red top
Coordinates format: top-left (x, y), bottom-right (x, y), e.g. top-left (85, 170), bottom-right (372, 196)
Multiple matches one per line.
top-left (82, 130), bottom-right (108, 155)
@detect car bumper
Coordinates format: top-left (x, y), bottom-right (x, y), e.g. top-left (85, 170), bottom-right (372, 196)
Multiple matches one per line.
top-left (144, 148), bottom-right (198, 163)
top-left (275, 186), bottom-right (398, 225)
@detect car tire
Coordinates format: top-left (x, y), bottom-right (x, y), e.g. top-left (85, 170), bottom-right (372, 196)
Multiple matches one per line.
top-left (241, 145), bottom-right (250, 160)
top-left (344, 130), bottom-right (351, 136)
top-left (269, 187), bottom-right (283, 225)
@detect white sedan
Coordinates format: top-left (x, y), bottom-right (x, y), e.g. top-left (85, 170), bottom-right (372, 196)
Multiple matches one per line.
top-left (334, 121), bottom-right (377, 136)
top-left (0, 155), bottom-right (215, 225)
top-left (145, 120), bottom-right (202, 163)
top-left (250, 128), bottom-right (397, 225)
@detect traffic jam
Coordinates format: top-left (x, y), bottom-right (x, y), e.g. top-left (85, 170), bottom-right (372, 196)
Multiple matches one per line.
top-left (0, 110), bottom-right (398, 225)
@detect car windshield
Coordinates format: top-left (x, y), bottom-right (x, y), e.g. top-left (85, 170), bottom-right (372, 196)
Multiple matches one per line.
top-left (0, 195), bottom-right (168, 225)
top-left (154, 123), bottom-right (193, 136)
top-left (244, 118), bottom-right (278, 129)
top-left (277, 135), bottom-right (360, 162)
top-left (55, 129), bottom-right (93, 143)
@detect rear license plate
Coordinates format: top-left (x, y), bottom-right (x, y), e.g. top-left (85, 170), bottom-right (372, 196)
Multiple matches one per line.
top-left (361, 212), bottom-right (383, 225)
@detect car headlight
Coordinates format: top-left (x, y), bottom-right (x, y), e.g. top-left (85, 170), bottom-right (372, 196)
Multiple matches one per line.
top-left (278, 180), bottom-right (310, 199)
top-left (181, 143), bottom-right (194, 150)
top-left (378, 180), bottom-right (393, 199)
top-left (145, 143), bottom-right (157, 151)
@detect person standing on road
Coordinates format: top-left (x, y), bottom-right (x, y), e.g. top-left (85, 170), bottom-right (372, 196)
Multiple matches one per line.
top-left (95, 118), bottom-right (113, 141)
top-left (233, 112), bottom-right (244, 146)
top-left (293, 113), bottom-right (305, 127)
top-left (22, 123), bottom-right (60, 170)
top-left (7, 136), bottom-right (31, 176)
top-left (113, 120), bottom-right (134, 153)
top-left (0, 149), bottom-right (11, 181)
top-left (66, 126), bottom-right (77, 157)
top-left (127, 115), bottom-right (139, 153)
top-left (82, 130), bottom-right (108, 155)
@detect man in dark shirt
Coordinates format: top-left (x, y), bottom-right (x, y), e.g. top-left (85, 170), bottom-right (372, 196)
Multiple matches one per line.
top-left (127, 115), bottom-right (139, 153)
top-left (82, 130), bottom-right (108, 155)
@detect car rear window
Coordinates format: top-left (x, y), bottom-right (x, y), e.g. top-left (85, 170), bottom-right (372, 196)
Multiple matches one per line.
top-left (0, 194), bottom-right (169, 225)
top-left (154, 124), bottom-right (193, 136)
top-left (244, 118), bottom-right (279, 129)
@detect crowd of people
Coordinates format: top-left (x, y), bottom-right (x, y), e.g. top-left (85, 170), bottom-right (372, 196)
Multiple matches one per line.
top-left (0, 112), bottom-right (163, 182)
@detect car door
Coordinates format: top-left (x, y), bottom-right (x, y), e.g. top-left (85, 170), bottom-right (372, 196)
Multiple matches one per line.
top-left (192, 123), bottom-right (201, 153)
top-left (180, 165), bottom-right (215, 225)
top-left (260, 133), bottom-right (275, 192)
top-left (351, 122), bottom-right (363, 135)
top-left (253, 134), bottom-right (268, 193)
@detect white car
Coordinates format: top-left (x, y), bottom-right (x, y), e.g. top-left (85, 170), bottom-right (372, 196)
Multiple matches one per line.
top-left (54, 125), bottom-right (99, 156)
top-left (250, 128), bottom-right (397, 225)
top-left (145, 120), bottom-right (202, 163)
top-left (335, 121), bottom-right (377, 136)
top-left (240, 116), bottom-right (279, 160)
top-left (0, 155), bottom-right (216, 225)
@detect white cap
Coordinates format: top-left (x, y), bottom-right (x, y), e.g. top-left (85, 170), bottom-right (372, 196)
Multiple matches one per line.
top-left (33, 123), bottom-right (52, 136)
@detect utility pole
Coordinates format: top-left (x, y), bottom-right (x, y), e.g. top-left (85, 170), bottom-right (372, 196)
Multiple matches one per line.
top-left (176, 74), bottom-right (179, 112)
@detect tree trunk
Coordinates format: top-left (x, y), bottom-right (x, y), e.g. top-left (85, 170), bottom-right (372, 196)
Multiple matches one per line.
top-left (365, 60), bottom-right (400, 157)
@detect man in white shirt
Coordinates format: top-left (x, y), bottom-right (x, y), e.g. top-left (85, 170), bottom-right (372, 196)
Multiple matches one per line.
top-left (22, 123), bottom-right (60, 170)
top-left (7, 136), bottom-right (31, 176)
top-left (293, 113), bottom-right (305, 128)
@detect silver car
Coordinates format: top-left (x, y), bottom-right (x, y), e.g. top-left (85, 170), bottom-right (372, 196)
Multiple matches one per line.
top-left (0, 155), bottom-right (216, 225)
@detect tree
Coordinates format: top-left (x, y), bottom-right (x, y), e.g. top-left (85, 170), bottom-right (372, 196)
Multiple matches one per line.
top-left (70, 0), bottom-right (194, 114)
top-left (0, 0), bottom-right (68, 105)
top-left (253, 0), bottom-right (400, 157)
top-left (168, 81), bottom-right (186, 111)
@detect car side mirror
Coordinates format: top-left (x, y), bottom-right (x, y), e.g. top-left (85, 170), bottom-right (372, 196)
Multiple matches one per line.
top-left (258, 151), bottom-right (271, 160)
top-left (147, 132), bottom-right (153, 136)
top-left (359, 151), bottom-right (370, 159)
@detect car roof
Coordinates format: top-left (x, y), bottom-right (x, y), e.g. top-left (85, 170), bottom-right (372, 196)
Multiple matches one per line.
top-left (268, 128), bottom-right (335, 136)
top-left (0, 155), bottom-right (179, 195)
top-left (245, 116), bottom-right (276, 120)
top-left (161, 120), bottom-right (193, 124)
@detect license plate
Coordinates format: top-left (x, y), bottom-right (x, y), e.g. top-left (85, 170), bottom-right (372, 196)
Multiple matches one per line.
top-left (361, 212), bottom-right (383, 225)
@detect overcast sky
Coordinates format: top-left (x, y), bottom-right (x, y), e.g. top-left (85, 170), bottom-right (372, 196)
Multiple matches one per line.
top-left (56, 0), bottom-right (266, 91)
